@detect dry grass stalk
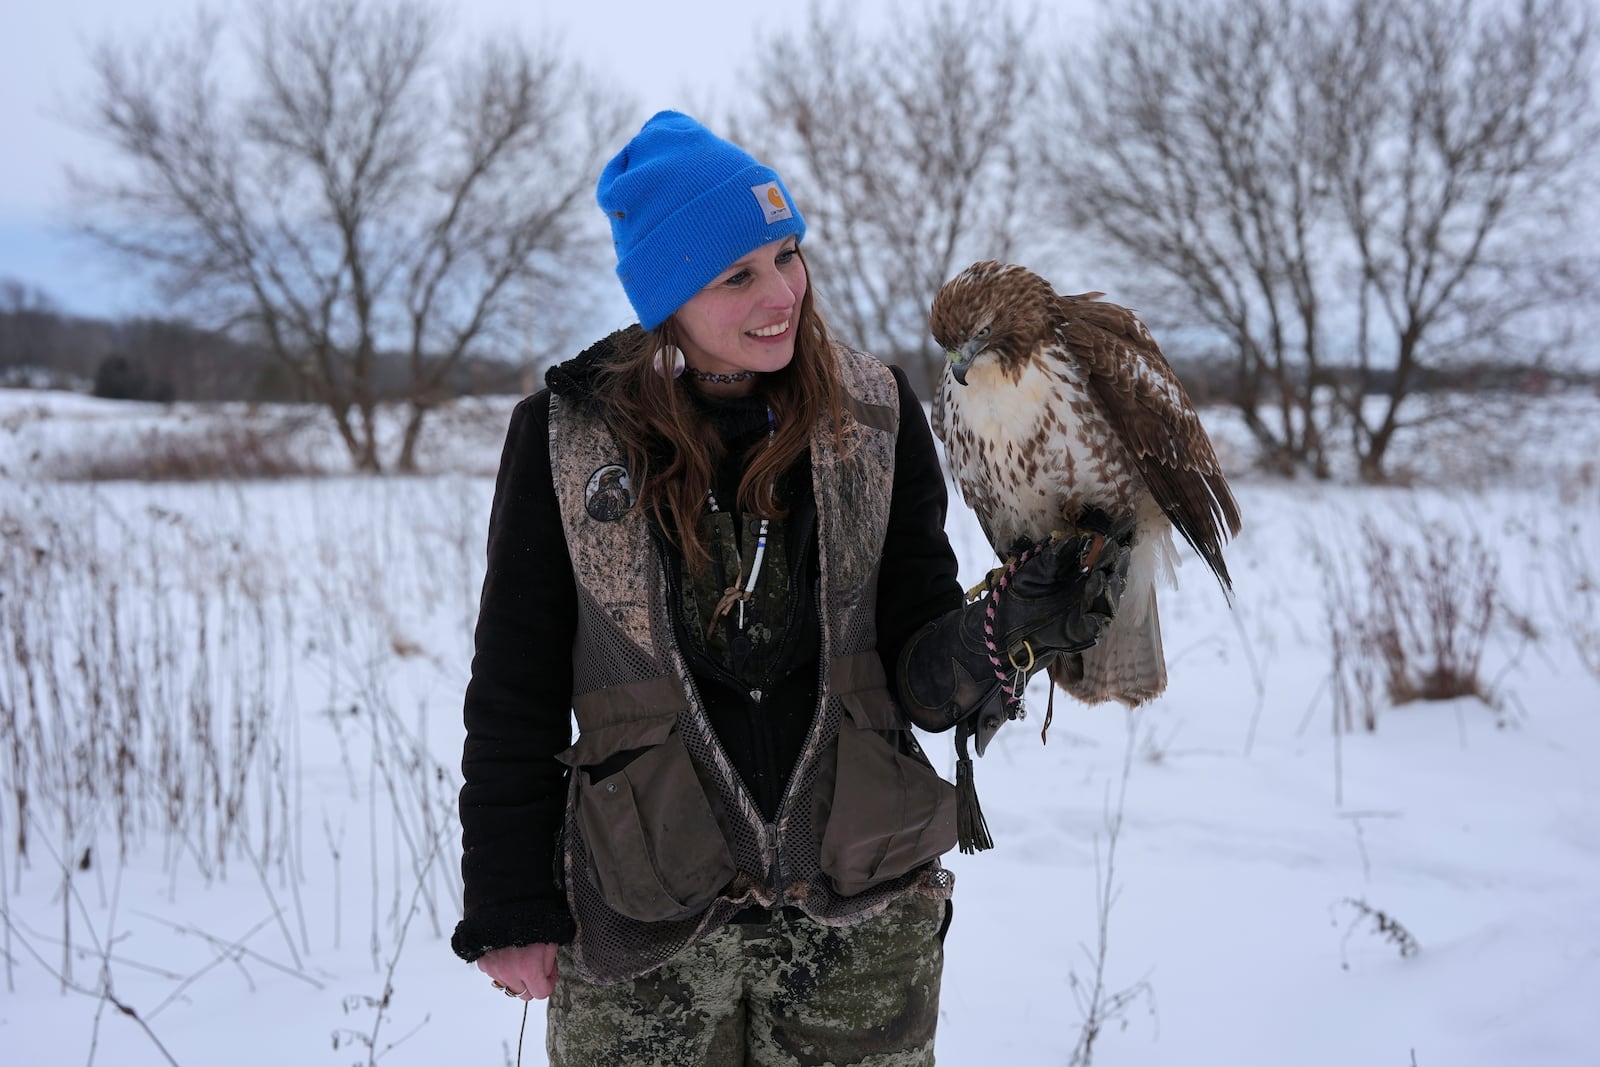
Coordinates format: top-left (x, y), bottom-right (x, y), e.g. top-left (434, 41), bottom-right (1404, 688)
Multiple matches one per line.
top-left (1317, 514), bottom-right (1503, 732)
top-left (1338, 896), bottom-right (1421, 968)
top-left (0, 470), bottom-right (491, 1063)
top-left (45, 417), bottom-right (324, 483)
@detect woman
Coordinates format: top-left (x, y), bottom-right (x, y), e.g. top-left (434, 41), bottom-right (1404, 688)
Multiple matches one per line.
top-left (452, 110), bottom-right (1129, 1065)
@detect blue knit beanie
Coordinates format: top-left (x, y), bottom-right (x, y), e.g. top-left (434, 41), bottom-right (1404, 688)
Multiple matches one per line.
top-left (597, 111), bottom-right (807, 330)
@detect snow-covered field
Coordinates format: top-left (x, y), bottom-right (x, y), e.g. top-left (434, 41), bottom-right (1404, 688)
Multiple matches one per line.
top-left (1, 386), bottom-right (1596, 1066)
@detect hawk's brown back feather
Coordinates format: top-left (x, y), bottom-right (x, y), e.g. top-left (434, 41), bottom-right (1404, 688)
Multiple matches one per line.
top-left (1058, 293), bottom-right (1243, 595)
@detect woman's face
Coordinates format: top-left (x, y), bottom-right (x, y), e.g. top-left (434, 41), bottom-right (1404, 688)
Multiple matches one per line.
top-left (673, 237), bottom-right (807, 379)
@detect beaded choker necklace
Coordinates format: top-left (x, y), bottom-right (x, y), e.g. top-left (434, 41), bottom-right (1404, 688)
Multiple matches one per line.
top-left (705, 405), bottom-right (775, 634)
top-left (687, 367), bottom-right (759, 384)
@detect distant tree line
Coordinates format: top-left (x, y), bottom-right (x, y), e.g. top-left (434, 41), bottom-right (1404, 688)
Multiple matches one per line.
top-left (0, 277), bottom-right (530, 404)
top-left (7, 273), bottom-right (1584, 411)
top-left (33, 0), bottom-right (1600, 478)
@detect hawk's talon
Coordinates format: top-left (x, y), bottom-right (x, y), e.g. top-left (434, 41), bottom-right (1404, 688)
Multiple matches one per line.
top-left (964, 560), bottom-right (1014, 602)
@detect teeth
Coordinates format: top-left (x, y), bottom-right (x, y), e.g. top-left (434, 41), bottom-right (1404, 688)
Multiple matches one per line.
top-left (748, 320), bottom-right (789, 338)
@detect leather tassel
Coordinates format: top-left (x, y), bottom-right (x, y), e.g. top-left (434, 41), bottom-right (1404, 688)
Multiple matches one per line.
top-left (707, 584), bottom-right (746, 638)
top-left (955, 726), bottom-right (993, 854)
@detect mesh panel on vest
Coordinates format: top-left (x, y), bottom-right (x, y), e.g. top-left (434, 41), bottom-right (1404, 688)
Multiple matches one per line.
top-left (570, 583), bottom-right (663, 698)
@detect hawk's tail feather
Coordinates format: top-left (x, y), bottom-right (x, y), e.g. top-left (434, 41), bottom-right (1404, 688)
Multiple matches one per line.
top-left (1050, 586), bottom-right (1166, 707)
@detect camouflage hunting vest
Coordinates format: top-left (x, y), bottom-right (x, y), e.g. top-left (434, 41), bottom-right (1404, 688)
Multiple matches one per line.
top-left (548, 345), bottom-right (956, 984)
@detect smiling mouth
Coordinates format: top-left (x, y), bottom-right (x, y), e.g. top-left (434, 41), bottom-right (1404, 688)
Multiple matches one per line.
top-left (746, 320), bottom-right (790, 339)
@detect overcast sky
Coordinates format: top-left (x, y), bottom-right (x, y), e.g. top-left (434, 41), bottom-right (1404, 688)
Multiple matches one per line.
top-left (0, 0), bottom-right (1079, 318)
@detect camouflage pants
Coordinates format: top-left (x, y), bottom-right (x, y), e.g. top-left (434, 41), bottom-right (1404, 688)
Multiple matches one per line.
top-left (547, 894), bottom-right (949, 1066)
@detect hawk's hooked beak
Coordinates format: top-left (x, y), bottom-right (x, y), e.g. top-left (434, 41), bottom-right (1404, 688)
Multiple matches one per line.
top-left (945, 337), bottom-right (986, 386)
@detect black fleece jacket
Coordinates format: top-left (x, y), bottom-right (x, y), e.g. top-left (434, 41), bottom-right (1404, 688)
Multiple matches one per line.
top-left (452, 334), bottom-right (962, 962)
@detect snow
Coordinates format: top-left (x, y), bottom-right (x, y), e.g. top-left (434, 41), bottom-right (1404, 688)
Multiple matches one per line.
top-left (1, 385), bottom-right (1596, 1066)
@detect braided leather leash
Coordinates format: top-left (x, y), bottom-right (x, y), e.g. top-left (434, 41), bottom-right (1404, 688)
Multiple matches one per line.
top-left (979, 540), bottom-right (1047, 716)
top-left (978, 528), bottom-right (1109, 719)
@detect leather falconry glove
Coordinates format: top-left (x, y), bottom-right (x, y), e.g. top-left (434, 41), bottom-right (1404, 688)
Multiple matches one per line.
top-left (898, 507), bottom-right (1135, 743)
top-left (896, 507), bottom-right (1135, 852)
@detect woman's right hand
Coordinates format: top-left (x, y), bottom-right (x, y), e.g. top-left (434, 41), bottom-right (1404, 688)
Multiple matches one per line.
top-left (476, 942), bottom-right (560, 1001)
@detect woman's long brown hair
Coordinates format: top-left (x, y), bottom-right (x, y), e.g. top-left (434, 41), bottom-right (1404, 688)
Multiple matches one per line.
top-left (595, 251), bottom-right (850, 573)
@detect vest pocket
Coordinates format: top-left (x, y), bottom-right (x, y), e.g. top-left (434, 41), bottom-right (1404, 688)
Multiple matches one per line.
top-left (819, 681), bottom-right (959, 897)
top-left (559, 692), bottom-right (736, 923)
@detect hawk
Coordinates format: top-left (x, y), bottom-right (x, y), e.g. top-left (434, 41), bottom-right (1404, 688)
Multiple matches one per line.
top-left (929, 261), bottom-right (1241, 707)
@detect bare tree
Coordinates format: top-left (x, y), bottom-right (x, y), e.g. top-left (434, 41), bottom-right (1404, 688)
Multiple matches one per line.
top-left (736, 0), bottom-right (1042, 395)
top-left (1044, 0), bottom-right (1598, 481)
top-left (75, 0), bottom-right (631, 471)
top-left (1317, 0), bottom-right (1598, 480)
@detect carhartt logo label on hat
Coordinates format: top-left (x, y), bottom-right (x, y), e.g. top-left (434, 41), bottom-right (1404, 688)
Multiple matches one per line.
top-left (751, 181), bottom-right (793, 225)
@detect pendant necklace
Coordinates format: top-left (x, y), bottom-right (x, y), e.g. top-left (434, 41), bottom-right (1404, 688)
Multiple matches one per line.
top-left (705, 406), bottom-right (776, 635)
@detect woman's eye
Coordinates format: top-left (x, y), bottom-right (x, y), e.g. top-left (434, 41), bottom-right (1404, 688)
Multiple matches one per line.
top-left (724, 270), bottom-right (751, 287)
top-left (776, 247), bottom-right (798, 265)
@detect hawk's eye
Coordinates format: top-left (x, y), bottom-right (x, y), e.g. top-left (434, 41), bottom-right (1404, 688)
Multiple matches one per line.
top-left (977, 326), bottom-right (992, 339)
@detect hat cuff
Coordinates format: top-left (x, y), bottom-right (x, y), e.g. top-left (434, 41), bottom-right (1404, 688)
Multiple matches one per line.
top-left (615, 164), bottom-right (807, 330)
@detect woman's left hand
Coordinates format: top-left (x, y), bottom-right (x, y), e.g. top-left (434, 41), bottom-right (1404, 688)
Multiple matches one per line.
top-left (476, 942), bottom-right (560, 1001)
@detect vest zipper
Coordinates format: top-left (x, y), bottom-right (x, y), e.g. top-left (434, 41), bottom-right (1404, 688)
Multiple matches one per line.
top-left (645, 463), bottom-right (822, 908)
top-left (765, 820), bottom-right (781, 885)
top-left (648, 526), bottom-right (782, 886)
top-left (759, 562), bottom-right (811, 802)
